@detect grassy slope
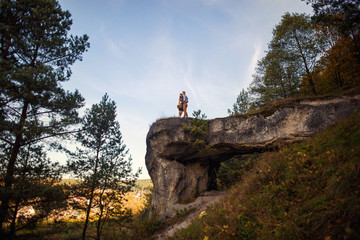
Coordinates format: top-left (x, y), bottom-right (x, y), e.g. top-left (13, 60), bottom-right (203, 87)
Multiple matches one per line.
top-left (171, 110), bottom-right (360, 240)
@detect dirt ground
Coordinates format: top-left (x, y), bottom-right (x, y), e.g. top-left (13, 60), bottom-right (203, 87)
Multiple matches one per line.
top-left (154, 190), bottom-right (228, 239)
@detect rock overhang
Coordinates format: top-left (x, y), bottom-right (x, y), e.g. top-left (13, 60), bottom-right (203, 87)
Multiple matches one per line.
top-left (146, 96), bottom-right (360, 219)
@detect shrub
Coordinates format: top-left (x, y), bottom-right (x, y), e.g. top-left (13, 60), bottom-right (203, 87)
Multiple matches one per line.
top-left (182, 110), bottom-right (209, 147)
top-left (217, 154), bottom-right (258, 189)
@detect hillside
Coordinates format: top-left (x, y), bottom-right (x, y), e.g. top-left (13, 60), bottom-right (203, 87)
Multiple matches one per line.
top-left (169, 110), bottom-right (360, 239)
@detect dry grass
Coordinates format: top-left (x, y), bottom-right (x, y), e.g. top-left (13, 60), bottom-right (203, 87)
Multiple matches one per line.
top-left (171, 110), bottom-right (360, 240)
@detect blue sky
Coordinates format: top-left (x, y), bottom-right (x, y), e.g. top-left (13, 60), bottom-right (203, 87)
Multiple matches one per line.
top-left (58, 0), bottom-right (312, 179)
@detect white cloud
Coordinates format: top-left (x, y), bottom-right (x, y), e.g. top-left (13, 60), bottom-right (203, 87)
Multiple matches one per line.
top-left (60, 0), bottom-right (314, 179)
top-left (105, 38), bottom-right (124, 58)
top-left (246, 41), bottom-right (262, 86)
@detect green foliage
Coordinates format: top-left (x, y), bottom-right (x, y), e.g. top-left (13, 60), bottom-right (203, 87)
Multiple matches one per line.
top-left (118, 186), bottom-right (164, 240)
top-left (228, 89), bottom-right (251, 115)
top-left (250, 48), bottom-right (303, 106)
top-left (1, 144), bottom-right (68, 231)
top-left (304, 0), bottom-right (360, 38)
top-left (300, 1), bottom-right (360, 94)
top-left (0, 0), bottom-right (89, 237)
top-left (250, 12), bottom-right (323, 105)
top-left (14, 186), bottom-right (158, 240)
top-left (171, 110), bottom-right (360, 240)
top-left (182, 110), bottom-right (209, 147)
top-left (67, 94), bottom-right (141, 240)
top-left (216, 154), bottom-right (258, 190)
top-left (127, 216), bottom-right (163, 240)
top-left (245, 4), bottom-right (360, 110)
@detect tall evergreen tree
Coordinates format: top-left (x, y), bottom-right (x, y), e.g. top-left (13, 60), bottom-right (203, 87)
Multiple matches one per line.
top-left (228, 89), bottom-right (251, 115)
top-left (0, 0), bottom-right (89, 237)
top-left (67, 94), bottom-right (140, 240)
top-left (0, 143), bottom-right (67, 237)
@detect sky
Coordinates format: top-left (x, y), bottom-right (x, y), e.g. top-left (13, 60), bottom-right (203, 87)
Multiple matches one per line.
top-left (57, 0), bottom-right (313, 179)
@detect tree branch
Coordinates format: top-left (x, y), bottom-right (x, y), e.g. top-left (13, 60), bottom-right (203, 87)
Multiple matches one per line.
top-left (22, 128), bottom-right (87, 146)
top-left (0, 137), bottom-right (14, 146)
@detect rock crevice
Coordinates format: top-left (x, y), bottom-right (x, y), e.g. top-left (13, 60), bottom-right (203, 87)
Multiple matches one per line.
top-left (145, 96), bottom-right (360, 219)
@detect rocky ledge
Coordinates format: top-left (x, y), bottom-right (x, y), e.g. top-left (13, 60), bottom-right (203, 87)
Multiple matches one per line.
top-left (145, 95), bottom-right (360, 219)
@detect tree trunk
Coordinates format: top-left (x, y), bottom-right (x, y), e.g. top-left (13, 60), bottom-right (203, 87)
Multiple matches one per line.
top-left (0, 101), bottom-right (29, 238)
top-left (279, 77), bottom-right (288, 98)
top-left (82, 186), bottom-right (95, 240)
top-left (350, 33), bottom-right (360, 65)
top-left (0, 38), bottom-right (11, 70)
top-left (82, 147), bottom-right (101, 240)
top-left (96, 195), bottom-right (104, 240)
top-left (9, 198), bottom-right (21, 238)
top-left (294, 33), bottom-right (317, 95)
top-left (96, 185), bottom-right (108, 240)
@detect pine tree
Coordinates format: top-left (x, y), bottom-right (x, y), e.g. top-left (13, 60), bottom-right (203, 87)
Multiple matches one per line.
top-left (67, 94), bottom-right (140, 240)
top-left (0, 0), bottom-right (89, 237)
top-left (228, 89), bottom-right (251, 115)
top-left (1, 143), bottom-right (67, 236)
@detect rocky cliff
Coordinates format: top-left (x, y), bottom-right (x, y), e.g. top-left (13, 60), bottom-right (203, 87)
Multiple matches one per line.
top-left (145, 95), bottom-right (360, 219)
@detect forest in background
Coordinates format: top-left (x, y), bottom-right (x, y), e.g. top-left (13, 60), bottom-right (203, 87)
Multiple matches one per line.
top-left (1, 0), bottom-right (359, 239)
top-left (228, 0), bottom-right (360, 116)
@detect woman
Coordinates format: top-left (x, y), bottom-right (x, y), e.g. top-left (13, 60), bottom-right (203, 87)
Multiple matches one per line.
top-left (178, 93), bottom-right (184, 117)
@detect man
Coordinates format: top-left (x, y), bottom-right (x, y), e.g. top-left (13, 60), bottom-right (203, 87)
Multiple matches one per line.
top-left (182, 91), bottom-right (188, 118)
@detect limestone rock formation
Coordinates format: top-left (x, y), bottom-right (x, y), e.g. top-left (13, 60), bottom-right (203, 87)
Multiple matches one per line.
top-left (145, 95), bottom-right (360, 219)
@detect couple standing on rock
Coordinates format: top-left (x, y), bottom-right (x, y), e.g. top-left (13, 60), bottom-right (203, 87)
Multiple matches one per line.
top-left (178, 91), bottom-right (188, 118)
